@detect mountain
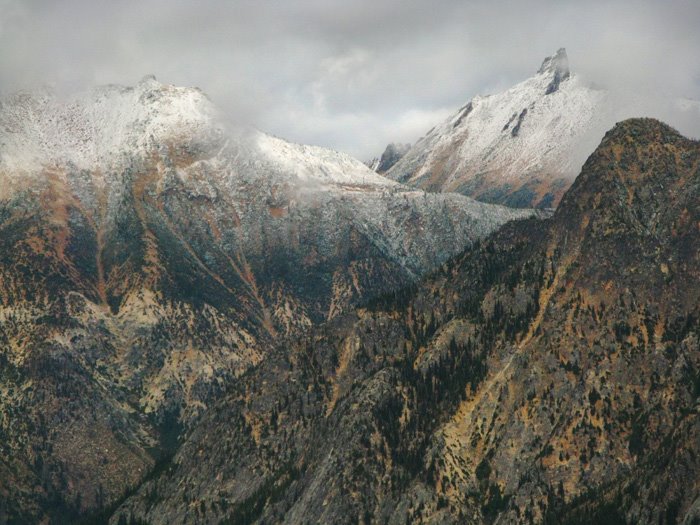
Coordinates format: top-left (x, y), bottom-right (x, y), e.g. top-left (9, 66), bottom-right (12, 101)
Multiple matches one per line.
top-left (382, 48), bottom-right (609, 209)
top-left (367, 143), bottom-right (411, 173)
top-left (114, 119), bottom-right (700, 524)
top-left (0, 78), bottom-right (535, 523)
top-left (382, 48), bottom-right (608, 209)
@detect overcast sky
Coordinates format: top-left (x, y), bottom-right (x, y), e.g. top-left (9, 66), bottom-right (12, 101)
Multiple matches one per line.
top-left (1, 0), bottom-right (699, 159)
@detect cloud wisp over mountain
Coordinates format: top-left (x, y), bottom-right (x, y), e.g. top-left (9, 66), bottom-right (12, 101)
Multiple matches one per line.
top-left (2, 0), bottom-right (699, 159)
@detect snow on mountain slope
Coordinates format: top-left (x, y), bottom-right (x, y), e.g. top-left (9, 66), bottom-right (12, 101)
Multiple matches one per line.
top-left (384, 48), bottom-right (700, 210)
top-left (256, 132), bottom-right (395, 188)
top-left (0, 78), bottom-right (542, 519)
top-left (0, 76), bottom-right (215, 174)
top-left (0, 76), bottom-right (537, 316)
top-left (385, 49), bottom-right (610, 208)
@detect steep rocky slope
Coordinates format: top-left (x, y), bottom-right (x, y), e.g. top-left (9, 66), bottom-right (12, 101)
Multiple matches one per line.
top-left (383, 48), bottom-right (700, 210)
top-left (0, 78), bottom-right (533, 523)
top-left (367, 143), bottom-right (411, 174)
top-left (116, 119), bottom-right (700, 524)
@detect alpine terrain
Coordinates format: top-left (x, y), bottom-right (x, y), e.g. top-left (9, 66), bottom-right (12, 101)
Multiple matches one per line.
top-left (382, 48), bottom-right (700, 209)
top-left (367, 143), bottom-right (412, 174)
top-left (113, 118), bottom-right (700, 524)
top-left (0, 77), bottom-right (535, 523)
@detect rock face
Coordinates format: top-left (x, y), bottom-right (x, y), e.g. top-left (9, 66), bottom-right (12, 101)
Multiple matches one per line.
top-left (115, 119), bottom-right (700, 524)
top-left (385, 48), bottom-right (611, 209)
top-left (368, 143), bottom-right (412, 173)
top-left (539, 47), bottom-right (571, 94)
top-left (0, 79), bottom-right (534, 523)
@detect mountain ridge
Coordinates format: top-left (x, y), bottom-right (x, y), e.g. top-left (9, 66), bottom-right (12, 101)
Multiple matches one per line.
top-left (379, 48), bottom-right (700, 210)
top-left (0, 78), bottom-right (537, 523)
top-left (112, 117), bottom-right (700, 524)
top-left (382, 48), bottom-right (607, 209)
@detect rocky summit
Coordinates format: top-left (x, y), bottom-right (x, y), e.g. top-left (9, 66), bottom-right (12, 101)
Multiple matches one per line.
top-left (367, 143), bottom-right (412, 174)
top-left (0, 78), bottom-right (534, 523)
top-left (381, 49), bottom-right (700, 210)
top-left (111, 118), bottom-right (700, 524)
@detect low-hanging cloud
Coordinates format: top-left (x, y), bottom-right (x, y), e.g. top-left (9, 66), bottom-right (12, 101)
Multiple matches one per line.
top-left (1, 0), bottom-right (699, 159)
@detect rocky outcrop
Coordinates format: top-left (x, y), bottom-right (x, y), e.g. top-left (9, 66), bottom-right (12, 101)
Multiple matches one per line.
top-left (539, 47), bottom-right (571, 94)
top-left (368, 143), bottom-right (412, 173)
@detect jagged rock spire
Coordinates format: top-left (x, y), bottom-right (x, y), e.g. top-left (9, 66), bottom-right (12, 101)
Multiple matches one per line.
top-left (375, 143), bottom-right (411, 173)
top-left (538, 48), bottom-right (569, 76)
top-left (538, 48), bottom-right (570, 94)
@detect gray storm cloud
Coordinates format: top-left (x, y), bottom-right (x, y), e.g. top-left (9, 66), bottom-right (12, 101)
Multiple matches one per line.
top-left (1, 0), bottom-right (699, 159)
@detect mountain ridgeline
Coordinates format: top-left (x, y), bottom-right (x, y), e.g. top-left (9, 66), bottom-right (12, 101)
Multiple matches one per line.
top-left (0, 79), bottom-right (533, 524)
top-left (112, 119), bottom-right (700, 524)
top-left (382, 48), bottom-right (607, 209)
top-left (0, 72), bottom-right (698, 524)
top-left (379, 48), bottom-right (700, 210)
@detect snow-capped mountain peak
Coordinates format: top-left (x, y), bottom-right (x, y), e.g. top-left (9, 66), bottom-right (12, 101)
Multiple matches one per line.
top-left (384, 48), bottom-right (606, 208)
top-left (0, 77), bottom-right (217, 175)
top-left (0, 79), bottom-right (535, 279)
top-left (537, 47), bottom-right (571, 95)
top-left (538, 47), bottom-right (569, 75)
top-left (382, 47), bottom-right (700, 209)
